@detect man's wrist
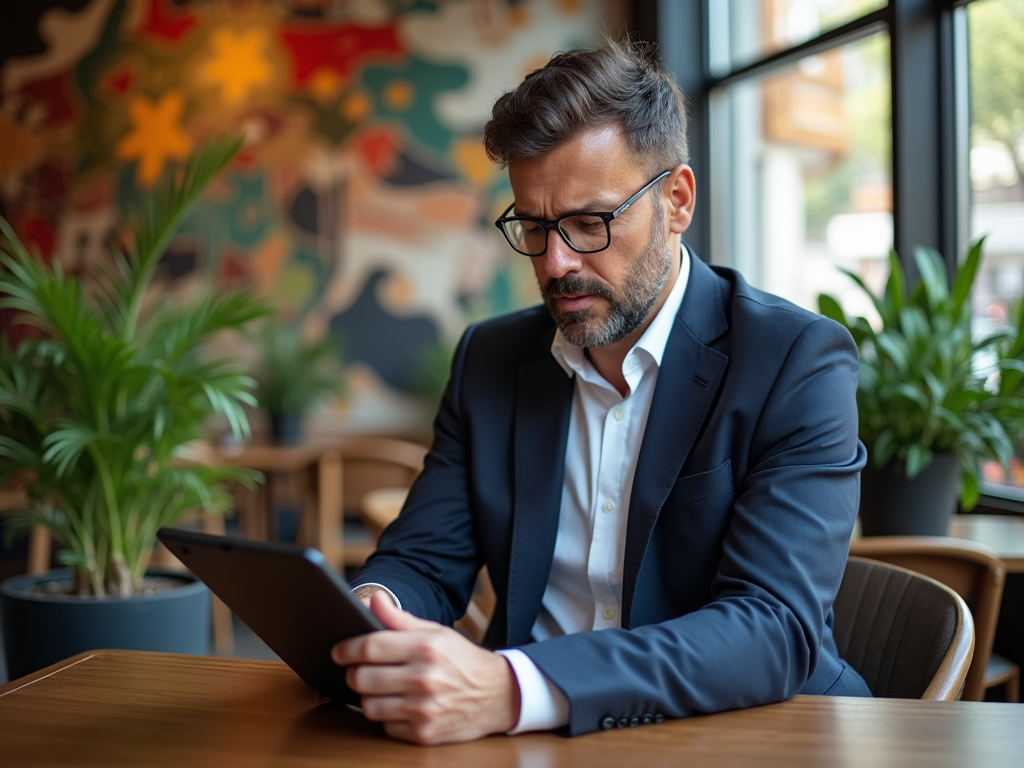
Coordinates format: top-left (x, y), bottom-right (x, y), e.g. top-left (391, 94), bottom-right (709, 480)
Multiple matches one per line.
top-left (352, 583), bottom-right (400, 608)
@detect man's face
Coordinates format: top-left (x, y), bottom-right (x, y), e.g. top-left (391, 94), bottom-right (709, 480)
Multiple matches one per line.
top-left (507, 125), bottom-right (673, 348)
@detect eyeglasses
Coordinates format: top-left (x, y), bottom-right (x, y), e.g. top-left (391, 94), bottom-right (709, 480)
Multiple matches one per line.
top-left (494, 170), bottom-right (671, 257)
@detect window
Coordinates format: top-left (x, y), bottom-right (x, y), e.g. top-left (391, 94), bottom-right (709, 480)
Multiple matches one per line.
top-left (710, 32), bottom-right (892, 315)
top-left (649, 0), bottom-right (1024, 509)
top-left (968, 0), bottom-right (1024, 497)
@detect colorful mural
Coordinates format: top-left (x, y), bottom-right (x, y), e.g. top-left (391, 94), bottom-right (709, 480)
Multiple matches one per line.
top-left (0, 0), bottom-right (619, 433)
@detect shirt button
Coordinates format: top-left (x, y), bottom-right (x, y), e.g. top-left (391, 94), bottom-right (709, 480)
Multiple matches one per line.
top-left (603, 501), bottom-right (615, 512)
top-left (614, 409), bottom-right (625, 420)
top-left (603, 607), bottom-right (616, 620)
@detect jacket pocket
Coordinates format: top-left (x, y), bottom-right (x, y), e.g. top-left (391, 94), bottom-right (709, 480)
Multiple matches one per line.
top-left (662, 459), bottom-right (733, 512)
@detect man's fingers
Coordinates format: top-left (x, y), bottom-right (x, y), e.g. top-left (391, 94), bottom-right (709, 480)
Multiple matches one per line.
top-left (346, 661), bottom-right (441, 696)
top-left (332, 625), bottom-right (444, 666)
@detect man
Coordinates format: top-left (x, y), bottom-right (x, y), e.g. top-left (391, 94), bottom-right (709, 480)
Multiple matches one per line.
top-left (331, 40), bottom-right (871, 745)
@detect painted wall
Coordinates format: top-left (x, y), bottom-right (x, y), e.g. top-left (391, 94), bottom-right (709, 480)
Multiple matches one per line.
top-left (0, 0), bottom-right (622, 434)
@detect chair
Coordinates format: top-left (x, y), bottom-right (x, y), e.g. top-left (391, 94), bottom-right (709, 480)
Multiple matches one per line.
top-left (833, 556), bottom-right (975, 700)
top-left (315, 436), bottom-right (429, 571)
top-left (849, 536), bottom-right (1020, 702)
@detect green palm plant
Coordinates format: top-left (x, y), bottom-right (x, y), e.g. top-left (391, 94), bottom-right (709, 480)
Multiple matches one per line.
top-left (818, 239), bottom-right (1024, 510)
top-left (0, 136), bottom-right (271, 596)
top-left (254, 321), bottom-right (345, 422)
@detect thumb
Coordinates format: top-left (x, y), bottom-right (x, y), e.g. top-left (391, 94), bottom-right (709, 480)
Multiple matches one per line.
top-left (369, 589), bottom-right (432, 631)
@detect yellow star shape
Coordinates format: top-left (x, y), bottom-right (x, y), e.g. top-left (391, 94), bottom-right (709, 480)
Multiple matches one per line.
top-left (199, 28), bottom-right (273, 106)
top-left (116, 92), bottom-right (192, 187)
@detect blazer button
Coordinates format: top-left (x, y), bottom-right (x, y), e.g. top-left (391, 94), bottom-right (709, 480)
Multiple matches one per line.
top-left (655, 714), bottom-right (664, 723)
top-left (601, 717), bottom-right (615, 730)
top-left (629, 717), bottom-right (639, 727)
top-left (642, 714), bottom-right (653, 725)
top-left (617, 717), bottom-right (629, 728)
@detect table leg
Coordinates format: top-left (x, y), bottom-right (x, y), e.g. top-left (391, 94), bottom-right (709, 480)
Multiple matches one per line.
top-left (317, 451), bottom-right (343, 572)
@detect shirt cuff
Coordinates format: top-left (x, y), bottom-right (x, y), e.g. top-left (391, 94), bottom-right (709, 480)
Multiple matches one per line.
top-left (353, 582), bottom-right (402, 611)
top-left (495, 648), bottom-right (570, 734)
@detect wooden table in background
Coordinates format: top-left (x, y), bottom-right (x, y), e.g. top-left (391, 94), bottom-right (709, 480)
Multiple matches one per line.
top-left (950, 514), bottom-right (1024, 572)
top-left (211, 441), bottom-right (344, 570)
top-left (2, 650), bottom-right (1022, 768)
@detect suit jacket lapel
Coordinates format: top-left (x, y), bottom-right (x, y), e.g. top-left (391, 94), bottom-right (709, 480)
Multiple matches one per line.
top-left (622, 257), bottom-right (730, 626)
top-left (506, 333), bottom-right (574, 646)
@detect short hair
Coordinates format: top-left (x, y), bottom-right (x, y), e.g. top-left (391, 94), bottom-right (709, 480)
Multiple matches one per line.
top-left (483, 39), bottom-right (689, 174)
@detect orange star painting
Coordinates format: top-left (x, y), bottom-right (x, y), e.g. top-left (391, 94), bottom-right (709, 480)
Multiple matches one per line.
top-left (116, 92), bottom-right (192, 187)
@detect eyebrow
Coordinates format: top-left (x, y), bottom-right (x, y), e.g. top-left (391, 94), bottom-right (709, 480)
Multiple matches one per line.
top-left (515, 195), bottom-right (622, 219)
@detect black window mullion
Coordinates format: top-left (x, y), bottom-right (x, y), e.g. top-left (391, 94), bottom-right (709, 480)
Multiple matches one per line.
top-left (888, 0), bottom-right (950, 283)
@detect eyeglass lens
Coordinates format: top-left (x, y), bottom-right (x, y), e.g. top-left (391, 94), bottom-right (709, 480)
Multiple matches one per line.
top-left (506, 214), bottom-right (608, 256)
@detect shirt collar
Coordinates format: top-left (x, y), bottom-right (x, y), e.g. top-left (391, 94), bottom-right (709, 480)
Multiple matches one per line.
top-left (550, 244), bottom-right (691, 382)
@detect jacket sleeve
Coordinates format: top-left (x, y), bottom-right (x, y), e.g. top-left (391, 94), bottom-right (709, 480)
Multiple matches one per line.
top-left (350, 324), bottom-right (483, 626)
top-left (519, 317), bottom-right (867, 735)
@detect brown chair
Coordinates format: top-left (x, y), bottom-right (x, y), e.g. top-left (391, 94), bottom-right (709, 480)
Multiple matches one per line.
top-left (849, 536), bottom-right (1019, 702)
top-left (833, 556), bottom-right (975, 700)
top-left (315, 436), bottom-right (429, 571)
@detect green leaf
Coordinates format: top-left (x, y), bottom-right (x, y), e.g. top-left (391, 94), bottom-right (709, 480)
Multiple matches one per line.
top-left (905, 443), bottom-right (933, 479)
top-left (818, 294), bottom-right (849, 328)
top-left (883, 249), bottom-right (905, 323)
top-left (912, 246), bottom-right (949, 312)
top-left (951, 237), bottom-right (984, 318)
top-left (960, 465), bottom-right (980, 511)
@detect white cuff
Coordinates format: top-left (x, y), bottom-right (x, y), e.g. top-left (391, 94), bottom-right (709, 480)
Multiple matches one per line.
top-left (495, 648), bottom-right (570, 733)
top-left (354, 582), bottom-right (402, 611)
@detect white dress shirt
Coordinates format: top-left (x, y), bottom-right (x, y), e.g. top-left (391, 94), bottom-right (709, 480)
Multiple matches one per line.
top-left (498, 246), bottom-right (691, 733)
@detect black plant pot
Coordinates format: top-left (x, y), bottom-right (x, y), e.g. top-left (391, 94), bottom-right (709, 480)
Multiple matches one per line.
top-left (859, 453), bottom-right (961, 536)
top-left (270, 412), bottom-right (303, 446)
top-left (0, 568), bottom-right (210, 681)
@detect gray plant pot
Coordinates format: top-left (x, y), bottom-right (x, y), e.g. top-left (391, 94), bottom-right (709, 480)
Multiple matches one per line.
top-left (859, 453), bottom-right (961, 537)
top-left (0, 568), bottom-right (210, 681)
top-left (270, 412), bottom-right (303, 446)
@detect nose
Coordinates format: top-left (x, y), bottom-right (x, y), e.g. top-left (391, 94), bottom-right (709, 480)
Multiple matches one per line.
top-left (536, 226), bottom-right (583, 279)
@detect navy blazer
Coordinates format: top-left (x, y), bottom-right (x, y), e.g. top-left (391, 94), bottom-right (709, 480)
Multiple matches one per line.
top-left (354, 255), bottom-right (871, 735)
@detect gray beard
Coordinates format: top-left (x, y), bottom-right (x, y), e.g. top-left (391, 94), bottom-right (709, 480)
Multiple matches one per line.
top-left (541, 219), bottom-right (672, 348)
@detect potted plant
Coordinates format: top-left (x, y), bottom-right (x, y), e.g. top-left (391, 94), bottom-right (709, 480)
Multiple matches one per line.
top-left (253, 322), bottom-right (345, 446)
top-left (0, 137), bottom-right (270, 679)
top-left (818, 240), bottom-right (1024, 535)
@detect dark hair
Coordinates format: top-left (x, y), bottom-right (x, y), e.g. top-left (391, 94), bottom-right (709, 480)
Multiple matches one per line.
top-left (483, 39), bottom-right (688, 173)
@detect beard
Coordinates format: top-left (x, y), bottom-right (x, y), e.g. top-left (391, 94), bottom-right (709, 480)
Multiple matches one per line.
top-left (540, 212), bottom-right (671, 348)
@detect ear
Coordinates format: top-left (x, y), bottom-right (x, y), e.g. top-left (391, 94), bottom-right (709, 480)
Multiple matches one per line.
top-left (664, 164), bottom-right (696, 235)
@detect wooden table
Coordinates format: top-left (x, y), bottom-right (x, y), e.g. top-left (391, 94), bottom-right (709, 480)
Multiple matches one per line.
top-left (1, 650), bottom-right (1022, 767)
top-left (950, 514), bottom-right (1024, 572)
top-left (208, 441), bottom-right (344, 570)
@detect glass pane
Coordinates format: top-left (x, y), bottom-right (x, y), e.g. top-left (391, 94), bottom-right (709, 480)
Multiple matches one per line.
top-left (709, 33), bottom-right (892, 321)
top-left (967, 0), bottom-right (1024, 497)
top-left (712, 0), bottom-right (887, 73)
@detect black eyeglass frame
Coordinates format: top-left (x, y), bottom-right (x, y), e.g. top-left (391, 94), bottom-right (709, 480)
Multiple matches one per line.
top-left (494, 169), bottom-right (672, 257)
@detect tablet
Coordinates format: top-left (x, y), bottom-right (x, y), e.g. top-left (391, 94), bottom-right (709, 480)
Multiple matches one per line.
top-left (156, 527), bottom-right (384, 705)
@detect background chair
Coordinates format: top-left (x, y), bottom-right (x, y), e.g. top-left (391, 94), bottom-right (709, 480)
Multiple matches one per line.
top-left (849, 535), bottom-right (1019, 702)
top-left (314, 436), bottom-right (429, 572)
top-left (833, 556), bottom-right (974, 700)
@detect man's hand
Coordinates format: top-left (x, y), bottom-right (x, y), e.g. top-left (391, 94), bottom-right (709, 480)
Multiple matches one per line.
top-left (332, 591), bottom-right (521, 745)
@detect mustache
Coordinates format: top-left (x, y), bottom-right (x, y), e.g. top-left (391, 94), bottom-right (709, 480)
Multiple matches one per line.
top-left (542, 274), bottom-right (614, 303)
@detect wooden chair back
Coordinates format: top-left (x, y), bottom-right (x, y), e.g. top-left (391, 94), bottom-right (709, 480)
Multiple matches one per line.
top-left (833, 556), bottom-right (974, 700)
top-left (848, 536), bottom-right (1004, 701)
